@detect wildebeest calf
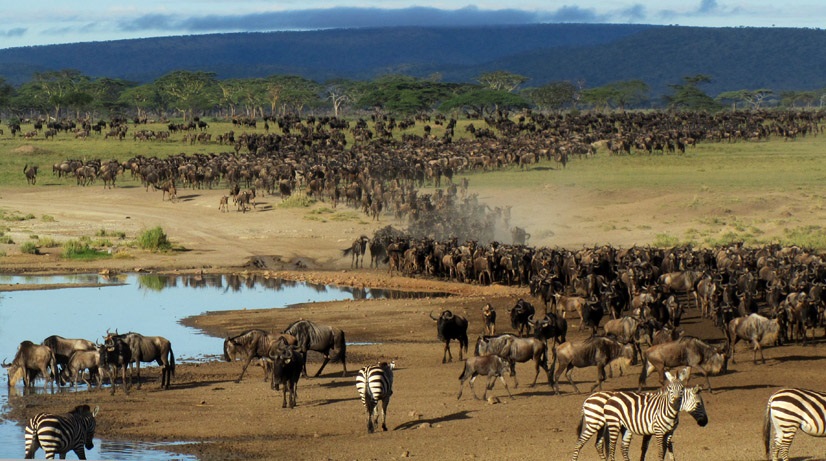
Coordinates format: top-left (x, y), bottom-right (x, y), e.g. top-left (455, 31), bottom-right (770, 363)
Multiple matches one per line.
top-left (457, 355), bottom-right (513, 400)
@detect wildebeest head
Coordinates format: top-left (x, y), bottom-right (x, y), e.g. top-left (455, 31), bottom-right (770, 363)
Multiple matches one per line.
top-left (2, 358), bottom-right (24, 388)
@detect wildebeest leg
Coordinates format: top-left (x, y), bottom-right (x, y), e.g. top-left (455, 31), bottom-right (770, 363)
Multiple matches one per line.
top-left (565, 365), bottom-right (581, 393)
top-left (236, 355), bottom-right (257, 383)
top-left (442, 341), bottom-right (451, 363)
top-left (591, 364), bottom-right (606, 392)
top-left (314, 353), bottom-right (331, 377)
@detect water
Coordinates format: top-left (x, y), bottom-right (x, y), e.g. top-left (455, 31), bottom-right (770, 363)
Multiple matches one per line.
top-left (0, 272), bottom-right (447, 459)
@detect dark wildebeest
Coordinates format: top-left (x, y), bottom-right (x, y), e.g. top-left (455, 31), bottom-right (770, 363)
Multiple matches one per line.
top-left (429, 310), bottom-right (469, 363)
top-left (457, 355), bottom-right (514, 400)
top-left (223, 329), bottom-right (298, 382)
top-left (342, 235), bottom-right (370, 268)
top-left (508, 298), bottom-right (535, 337)
top-left (99, 335), bottom-right (132, 394)
top-left (639, 336), bottom-right (728, 392)
top-left (550, 336), bottom-right (637, 394)
top-left (528, 312), bottom-right (568, 346)
top-left (282, 319), bottom-right (347, 377)
top-left (268, 341), bottom-right (305, 408)
top-left (41, 335), bottom-right (97, 385)
top-left (2, 340), bottom-right (56, 389)
top-left (475, 334), bottom-right (549, 388)
top-left (727, 313), bottom-right (781, 364)
top-left (106, 331), bottom-right (175, 389)
top-left (482, 303), bottom-right (497, 336)
top-left (23, 164), bottom-right (38, 185)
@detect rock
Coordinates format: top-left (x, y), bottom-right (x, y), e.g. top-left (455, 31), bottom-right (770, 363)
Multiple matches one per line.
top-left (487, 396), bottom-right (500, 405)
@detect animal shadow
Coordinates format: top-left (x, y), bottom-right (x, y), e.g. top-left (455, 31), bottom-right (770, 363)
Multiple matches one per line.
top-left (395, 411), bottom-right (475, 430)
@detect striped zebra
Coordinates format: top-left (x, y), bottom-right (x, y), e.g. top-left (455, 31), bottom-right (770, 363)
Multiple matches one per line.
top-left (603, 368), bottom-right (690, 461)
top-left (764, 388), bottom-right (826, 461)
top-left (356, 361), bottom-right (394, 433)
top-left (24, 404), bottom-right (99, 459)
top-left (572, 385), bottom-right (708, 461)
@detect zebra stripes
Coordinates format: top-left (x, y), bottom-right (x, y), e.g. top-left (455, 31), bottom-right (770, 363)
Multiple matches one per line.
top-left (24, 404), bottom-right (99, 460)
top-left (764, 388), bottom-right (826, 461)
top-left (572, 384), bottom-right (707, 461)
top-left (356, 361), bottom-right (394, 433)
top-left (603, 369), bottom-right (689, 461)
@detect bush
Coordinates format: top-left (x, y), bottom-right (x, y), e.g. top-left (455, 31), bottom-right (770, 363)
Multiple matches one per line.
top-left (61, 239), bottom-right (110, 260)
top-left (278, 193), bottom-right (316, 208)
top-left (20, 241), bottom-right (39, 254)
top-left (137, 226), bottom-right (171, 251)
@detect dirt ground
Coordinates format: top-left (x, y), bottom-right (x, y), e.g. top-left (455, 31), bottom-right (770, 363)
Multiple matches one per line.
top-left (2, 182), bottom-right (826, 461)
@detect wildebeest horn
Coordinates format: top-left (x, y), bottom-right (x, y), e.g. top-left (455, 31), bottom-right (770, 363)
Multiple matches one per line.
top-left (442, 310), bottom-right (454, 319)
top-left (1, 358), bottom-right (9, 368)
top-left (527, 314), bottom-right (535, 325)
top-left (429, 311), bottom-right (439, 321)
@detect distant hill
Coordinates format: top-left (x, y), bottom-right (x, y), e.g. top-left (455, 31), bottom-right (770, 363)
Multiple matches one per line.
top-left (1, 24), bottom-right (826, 98)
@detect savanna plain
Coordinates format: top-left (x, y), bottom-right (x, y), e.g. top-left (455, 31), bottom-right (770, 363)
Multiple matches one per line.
top-left (1, 120), bottom-right (826, 460)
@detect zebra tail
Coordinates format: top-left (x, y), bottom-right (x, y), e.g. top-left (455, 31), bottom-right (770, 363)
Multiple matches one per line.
top-left (763, 403), bottom-right (772, 457)
top-left (575, 414), bottom-right (584, 436)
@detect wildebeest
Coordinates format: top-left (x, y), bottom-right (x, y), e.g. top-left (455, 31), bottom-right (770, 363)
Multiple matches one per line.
top-left (474, 334), bottom-right (549, 387)
top-left (268, 341), bottom-right (305, 408)
top-left (223, 329), bottom-right (298, 382)
top-left (727, 313), bottom-right (781, 364)
top-left (482, 303), bottom-right (497, 336)
top-left (550, 336), bottom-right (637, 394)
top-left (553, 294), bottom-right (597, 331)
top-left (342, 235), bottom-right (370, 268)
top-left (528, 312), bottom-right (568, 345)
top-left (429, 310), bottom-right (469, 363)
top-left (98, 335), bottom-right (132, 394)
top-left (105, 331), bottom-right (175, 389)
top-left (282, 319), bottom-right (347, 377)
top-left (508, 298), bottom-right (535, 337)
top-left (23, 164), bottom-right (38, 185)
top-left (3, 340), bottom-right (56, 389)
top-left (41, 335), bottom-right (97, 384)
top-left (457, 355), bottom-right (514, 400)
top-left (638, 336), bottom-right (728, 392)
top-left (61, 350), bottom-right (104, 389)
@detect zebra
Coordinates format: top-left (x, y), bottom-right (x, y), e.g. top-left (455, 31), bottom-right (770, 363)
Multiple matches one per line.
top-left (764, 387), bottom-right (826, 461)
top-left (24, 404), bottom-right (99, 459)
top-left (356, 361), bottom-right (394, 433)
top-left (572, 385), bottom-right (708, 461)
top-left (602, 368), bottom-right (690, 461)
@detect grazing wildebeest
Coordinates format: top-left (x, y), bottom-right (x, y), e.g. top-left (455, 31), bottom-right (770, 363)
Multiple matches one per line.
top-left (23, 164), bottom-right (38, 185)
top-left (457, 355), bottom-right (514, 400)
top-left (223, 329), bottom-right (297, 382)
top-left (508, 298), bottom-right (535, 337)
top-left (550, 336), bottom-right (637, 394)
top-left (429, 310), bottom-right (469, 363)
top-left (475, 334), bottom-right (549, 388)
top-left (41, 335), bottom-right (97, 385)
top-left (106, 331), bottom-right (175, 389)
top-left (282, 319), bottom-right (347, 377)
top-left (727, 313), bottom-right (781, 364)
top-left (482, 303), bottom-right (497, 336)
top-left (268, 341), bottom-right (305, 408)
top-left (24, 404), bottom-right (99, 460)
top-left (98, 336), bottom-right (132, 394)
top-left (356, 361), bottom-right (395, 433)
top-left (342, 235), bottom-right (370, 268)
top-left (3, 340), bottom-right (56, 389)
top-left (638, 336), bottom-right (728, 392)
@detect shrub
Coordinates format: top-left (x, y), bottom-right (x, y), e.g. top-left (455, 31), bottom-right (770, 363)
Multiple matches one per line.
top-left (61, 239), bottom-right (110, 260)
top-left (20, 241), bottom-right (39, 254)
top-left (137, 226), bottom-right (171, 251)
top-left (278, 194), bottom-right (316, 208)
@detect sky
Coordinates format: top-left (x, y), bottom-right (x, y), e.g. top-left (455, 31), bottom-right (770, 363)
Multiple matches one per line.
top-left (0, 0), bottom-right (823, 50)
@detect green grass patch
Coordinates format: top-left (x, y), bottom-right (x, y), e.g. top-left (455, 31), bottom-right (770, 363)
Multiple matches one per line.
top-left (652, 233), bottom-right (680, 248)
top-left (0, 235), bottom-right (14, 244)
top-left (41, 215), bottom-right (55, 222)
top-left (279, 194), bottom-right (316, 208)
top-left (781, 225), bottom-right (826, 249)
top-left (61, 239), bottom-right (111, 260)
top-left (137, 226), bottom-right (171, 251)
top-left (20, 241), bottom-right (39, 254)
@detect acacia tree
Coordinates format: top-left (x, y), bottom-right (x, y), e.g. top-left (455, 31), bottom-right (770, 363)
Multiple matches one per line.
top-left (439, 88), bottom-right (530, 117)
top-left (477, 71), bottom-right (528, 93)
top-left (580, 80), bottom-right (649, 111)
top-left (324, 80), bottom-right (358, 117)
top-left (524, 81), bottom-right (577, 112)
top-left (154, 71), bottom-right (218, 122)
top-left (664, 74), bottom-right (720, 111)
top-left (31, 69), bottom-right (90, 120)
top-left (716, 89), bottom-right (774, 110)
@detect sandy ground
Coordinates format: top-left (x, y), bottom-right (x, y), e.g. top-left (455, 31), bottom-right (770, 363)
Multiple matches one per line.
top-left (1, 182), bottom-right (826, 461)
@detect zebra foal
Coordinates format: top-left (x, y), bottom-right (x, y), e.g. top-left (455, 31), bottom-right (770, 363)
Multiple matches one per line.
top-left (24, 404), bottom-right (99, 459)
top-left (764, 388), bottom-right (826, 461)
top-left (356, 361), bottom-right (394, 433)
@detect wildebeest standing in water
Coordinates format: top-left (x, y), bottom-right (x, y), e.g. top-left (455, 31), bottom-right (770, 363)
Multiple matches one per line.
top-left (3, 340), bottom-right (57, 389)
top-left (41, 335), bottom-right (97, 385)
top-left (429, 310), bottom-right (469, 363)
top-left (282, 320), bottom-right (347, 377)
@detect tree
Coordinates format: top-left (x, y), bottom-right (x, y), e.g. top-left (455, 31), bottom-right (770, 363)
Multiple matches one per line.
top-left (119, 83), bottom-right (165, 121)
top-left (31, 69), bottom-right (90, 120)
top-left (524, 81), bottom-right (577, 112)
top-left (324, 80), bottom-right (358, 118)
top-left (716, 89), bottom-right (774, 110)
top-left (154, 71), bottom-right (218, 122)
top-left (664, 74), bottom-right (720, 111)
top-left (477, 71), bottom-right (528, 93)
top-left (356, 75), bottom-right (455, 116)
top-left (439, 88), bottom-right (530, 117)
top-left (0, 77), bottom-right (14, 114)
top-left (579, 80), bottom-right (649, 111)
top-left (86, 77), bottom-right (131, 118)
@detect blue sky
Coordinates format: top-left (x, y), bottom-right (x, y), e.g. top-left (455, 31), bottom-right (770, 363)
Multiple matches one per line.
top-left (0, 0), bottom-right (823, 49)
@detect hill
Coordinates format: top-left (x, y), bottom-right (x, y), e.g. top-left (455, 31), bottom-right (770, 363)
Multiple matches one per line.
top-left (1, 24), bottom-right (826, 97)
